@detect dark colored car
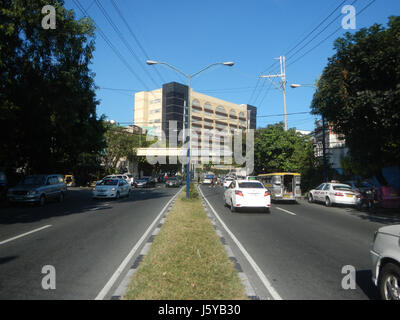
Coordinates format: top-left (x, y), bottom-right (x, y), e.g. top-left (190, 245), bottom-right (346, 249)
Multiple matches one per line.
top-left (136, 177), bottom-right (156, 188)
top-left (7, 174), bottom-right (67, 206)
top-left (166, 176), bottom-right (182, 188)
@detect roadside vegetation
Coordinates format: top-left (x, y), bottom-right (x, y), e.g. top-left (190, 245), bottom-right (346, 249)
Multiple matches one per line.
top-left (123, 186), bottom-right (248, 300)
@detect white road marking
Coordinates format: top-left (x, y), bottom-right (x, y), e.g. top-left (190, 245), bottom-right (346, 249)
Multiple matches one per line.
top-left (275, 207), bottom-right (297, 216)
top-left (0, 225), bottom-right (52, 245)
top-left (198, 186), bottom-right (283, 300)
top-left (94, 187), bottom-right (184, 300)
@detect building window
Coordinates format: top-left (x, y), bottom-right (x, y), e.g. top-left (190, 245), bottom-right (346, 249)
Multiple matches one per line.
top-left (215, 106), bottom-right (228, 119)
top-left (192, 99), bottom-right (202, 114)
top-left (238, 112), bottom-right (246, 124)
top-left (229, 109), bottom-right (237, 120)
top-left (204, 102), bottom-right (214, 117)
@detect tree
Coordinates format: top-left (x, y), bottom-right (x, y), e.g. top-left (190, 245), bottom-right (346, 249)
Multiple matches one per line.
top-left (0, 0), bottom-right (106, 181)
top-left (102, 123), bottom-right (152, 175)
top-left (254, 123), bottom-right (318, 191)
top-left (311, 16), bottom-right (400, 185)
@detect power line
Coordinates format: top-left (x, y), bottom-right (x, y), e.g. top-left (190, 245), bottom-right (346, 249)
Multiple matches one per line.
top-left (284, 0), bottom-right (348, 59)
top-left (286, 0), bottom-right (377, 68)
top-left (286, 0), bottom-right (358, 64)
top-left (72, 0), bottom-right (154, 94)
top-left (93, 0), bottom-right (160, 89)
top-left (110, 0), bottom-right (166, 84)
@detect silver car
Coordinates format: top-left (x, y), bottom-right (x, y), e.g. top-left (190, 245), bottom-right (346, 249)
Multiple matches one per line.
top-left (370, 224), bottom-right (400, 300)
top-left (92, 178), bottom-right (131, 199)
top-left (7, 174), bottom-right (67, 206)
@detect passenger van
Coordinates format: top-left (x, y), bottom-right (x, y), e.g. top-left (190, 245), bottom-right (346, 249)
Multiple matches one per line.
top-left (258, 172), bottom-right (301, 202)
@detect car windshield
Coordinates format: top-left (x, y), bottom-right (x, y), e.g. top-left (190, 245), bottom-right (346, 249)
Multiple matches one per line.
top-left (22, 175), bottom-right (45, 185)
top-left (99, 179), bottom-right (118, 186)
top-left (205, 175), bottom-right (214, 179)
top-left (238, 182), bottom-right (264, 189)
top-left (333, 185), bottom-right (352, 191)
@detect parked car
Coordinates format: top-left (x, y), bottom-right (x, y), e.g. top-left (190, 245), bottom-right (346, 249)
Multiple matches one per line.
top-left (308, 182), bottom-right (359, 207)
top-left (370, 224), bottom-right (400, 300)
top-left (92, 178), bottom-right (131, 199)
top-left (7, 174), bottom-right (67, 206)
top-left (165, 176), bottom-right (182, 188)
top-left (136, 177), bottom-right (156, 188)
top-left (223, 180), bottom-right (271, 213)
top-left (343, 180), bottom-right (375, 193)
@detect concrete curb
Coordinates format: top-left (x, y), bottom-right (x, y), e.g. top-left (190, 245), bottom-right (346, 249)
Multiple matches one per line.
top-left (198, 186), bottom-right (260, 300)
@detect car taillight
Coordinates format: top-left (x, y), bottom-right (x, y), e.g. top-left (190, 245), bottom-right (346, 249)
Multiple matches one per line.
top-left (335, 192), bottom-right (344, 196)
top-left (264, 191), bottom-right (270, 197)
top-left (235, 190), bottom-right (243, 196)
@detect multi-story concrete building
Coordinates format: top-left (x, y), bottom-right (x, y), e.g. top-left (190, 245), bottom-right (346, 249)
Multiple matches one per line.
top-left (134, 82), bottom-right (257, 144)
top-left (310, 120), bottom-right (348, 174)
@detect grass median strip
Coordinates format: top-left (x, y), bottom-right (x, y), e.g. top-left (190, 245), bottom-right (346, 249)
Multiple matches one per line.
top-left (123, 185), bottom-right (248, 300)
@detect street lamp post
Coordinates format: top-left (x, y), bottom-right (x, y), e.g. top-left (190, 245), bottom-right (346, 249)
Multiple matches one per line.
top-left (290, 83), bottom-right (328, 182)
top-left (147, 60), bottom-right (234, 198)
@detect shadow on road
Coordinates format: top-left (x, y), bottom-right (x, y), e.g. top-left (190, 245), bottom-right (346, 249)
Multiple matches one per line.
top-left (356, 269), bottom-right (380, 300)
top-left (0, 186), bottom-right (175, 225)
top-left (0, 256), bottom-right (18, 265)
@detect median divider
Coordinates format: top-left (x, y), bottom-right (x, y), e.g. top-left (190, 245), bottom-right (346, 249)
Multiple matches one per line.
top-left (118, 183), bottom-right (250, 300)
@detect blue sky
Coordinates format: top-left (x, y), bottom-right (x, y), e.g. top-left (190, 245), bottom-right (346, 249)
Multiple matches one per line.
top-left (65, 0), bottom-right (399, 131)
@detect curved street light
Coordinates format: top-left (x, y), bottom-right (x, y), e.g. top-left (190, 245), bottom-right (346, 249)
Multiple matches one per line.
top-left (147, 60), bottom-right (234, 198)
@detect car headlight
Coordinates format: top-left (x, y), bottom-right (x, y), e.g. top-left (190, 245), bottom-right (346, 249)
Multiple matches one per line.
top-left (28, 190), bottom-right (38, 195)
top-left (111, 187), bottom-right (116, 191)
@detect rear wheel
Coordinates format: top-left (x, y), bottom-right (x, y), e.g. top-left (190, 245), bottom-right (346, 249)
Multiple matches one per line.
top-left (115, 192), bottom-right (120, 200)
top-left (39, 195), bottom-right (46, 207)
top-left (379, 263), bottom-right (400, 300)
top-left (308, 193), bottom-right (314, 203)
top-left (264, 207), bottom-right (270, 213)
top-left (325, 197), bottom-right (332, 207)
top-left (230, 199), bottom-right (236, 212)
top-left (58, 192), bottom-right (64, 202)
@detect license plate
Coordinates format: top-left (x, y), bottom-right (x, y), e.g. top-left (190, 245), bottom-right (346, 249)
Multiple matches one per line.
top-left (346, 194), bottom-right (353, 198)
top-left (283, 195), bottom-right (291, 198)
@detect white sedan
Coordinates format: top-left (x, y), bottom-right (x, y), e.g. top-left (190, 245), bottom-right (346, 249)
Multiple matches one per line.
top-left (370, 224), bottom-right (400, 300)
top-left (308, 182), bottom-right (359, 207)
top-left (223, 177), bottom-right (234, 188)
top-left (92, 178), bottom-right (131, 199)
top-left (224, 180), bottom-right (271, 213)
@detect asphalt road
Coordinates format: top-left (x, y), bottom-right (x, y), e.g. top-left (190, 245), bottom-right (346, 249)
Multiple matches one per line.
top-left (199, 185), bottom-right (400, 300)
top-left (0, 185), bottom-right (180, 300)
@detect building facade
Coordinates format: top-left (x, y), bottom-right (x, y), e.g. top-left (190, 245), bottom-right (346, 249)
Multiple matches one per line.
top-left (134, 82), bottom-right (257, 147)
top-left (310, 120), bottom-right (348, 174)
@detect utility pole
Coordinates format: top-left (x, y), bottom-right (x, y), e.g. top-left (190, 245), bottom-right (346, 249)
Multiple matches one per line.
top-left (321, 116), bottom-right (328, 182)
top-left (261, 56), bottom-right (288, 131)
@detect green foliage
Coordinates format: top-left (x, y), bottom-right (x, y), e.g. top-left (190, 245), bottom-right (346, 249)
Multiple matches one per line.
top-left (254, 123), bottom-right (319, 191)
top-left (182, 182), bottom-right (199, 201)
top-left (102, 123), bottom-right (151, 174)
top-left (311, 16), bottom-right (400, 183)
top-left (0, 0), bottom-right (106, 184)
